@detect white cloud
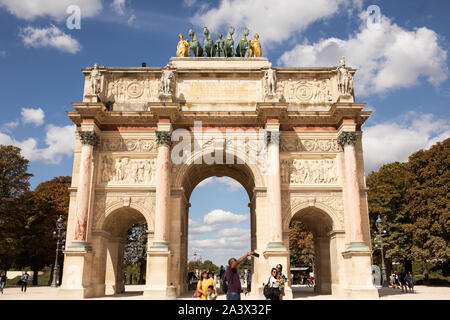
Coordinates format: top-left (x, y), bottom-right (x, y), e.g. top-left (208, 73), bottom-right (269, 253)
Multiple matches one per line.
top-left (0, 0), bottom-right (102, 20)
top-left (363, 112), bottom-right (450, 173)
top-left (217, 228), bottom-right (248, 238)
top-left (20, 25), bottom-right (81, 54)
top-left (197, 176), bottom-right (243, 192)
top-left (278, 13), bottom-right (448, 96)
top-left (0, 50), bottom-right (5, 57)
top-left (1, 120), bottom-right (19, 132)
top-left (203, 209), bottom-right (248, 226)
top-left (189, 219), bottom-right (217, 234)
top-left (192, 0), bottom-right (360, 45)
top-left (111, 0), bottom-right (126, 16)
top-left (183, 0), bottom-right (198, 7)
top-left (197, 177), bottom-right (214, 187)
top-left (21, 107), bottom-right (44, 126)
top-left (0, 124), bottom-right (76, 164)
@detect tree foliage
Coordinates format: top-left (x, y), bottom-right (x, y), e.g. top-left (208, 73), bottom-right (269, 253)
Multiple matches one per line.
top-left (289, 220), bottom-right (314, 267)
top-left (367, 162), bottom-right (413, 267)
top-left (124, 223), bottom-right (148, 283)
top-left (406, 138), bottom-right (449, 271)
top-left (0, 145), bottom-right (32, 269)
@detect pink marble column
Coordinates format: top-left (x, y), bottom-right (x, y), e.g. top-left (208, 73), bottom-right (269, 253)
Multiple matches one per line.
top-left (74, 131), bottom-right (98, 243)
top-left (266, 131), bottom-right (285, 249)
top-left (151, 131), bottom-right (172, 249)
top-left (338, 131), bottom-right (366, 248)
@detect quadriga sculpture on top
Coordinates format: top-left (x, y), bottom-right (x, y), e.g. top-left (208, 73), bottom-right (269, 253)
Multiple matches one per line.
top-left (177, 27), bottom-right (261, 58)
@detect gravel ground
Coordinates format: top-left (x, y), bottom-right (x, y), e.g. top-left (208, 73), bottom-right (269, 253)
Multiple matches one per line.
top-left (0, 284), bottom-right (449, 300)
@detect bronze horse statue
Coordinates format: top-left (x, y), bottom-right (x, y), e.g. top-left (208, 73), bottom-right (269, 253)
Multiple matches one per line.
top-left (224, 26), bottom-right (235, 58)
top-left (188, 28), bottom-right (203, 57)
top-left (203, 27), bottom-right (215, 57)
top-left (235, 28), bottom-right (249, 57)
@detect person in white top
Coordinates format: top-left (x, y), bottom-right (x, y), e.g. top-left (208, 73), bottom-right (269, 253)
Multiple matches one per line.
top-left (268, 268), bottom-right (282, 300)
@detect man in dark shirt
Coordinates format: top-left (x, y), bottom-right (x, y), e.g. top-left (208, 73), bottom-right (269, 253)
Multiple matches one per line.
top-left (226, 251), bottom-right (255, 300)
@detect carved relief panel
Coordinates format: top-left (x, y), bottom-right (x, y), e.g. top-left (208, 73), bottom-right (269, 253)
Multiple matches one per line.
top-left (277, 79), bottom-right (333, 104)
top-left (98, 156), bottom-right (157, 185)
top-left (100, 138), bottom-right (157, 153)
top-left (105, 77), bottom-right (160, 103)
top-left (281, 137), bottom-right (342, 153)
top-left (281, 158), bottom-right (339, 185)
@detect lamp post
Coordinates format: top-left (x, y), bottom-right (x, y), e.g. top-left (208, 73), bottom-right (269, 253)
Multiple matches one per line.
top-left (51, 215), bottom-right (66, 288)
top-left (374, 215), bottom-right (388, 287)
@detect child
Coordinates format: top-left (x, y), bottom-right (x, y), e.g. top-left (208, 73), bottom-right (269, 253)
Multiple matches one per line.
top-left (207, 285), bottom-right (217, 300)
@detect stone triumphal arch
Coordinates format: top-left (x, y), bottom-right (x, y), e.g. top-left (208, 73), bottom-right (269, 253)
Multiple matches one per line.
top-left (59, 56), bottom-right (378, 299)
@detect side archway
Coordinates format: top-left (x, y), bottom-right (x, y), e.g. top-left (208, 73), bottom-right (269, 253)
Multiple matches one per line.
top-left (286, 205), bottom-right (337, 295)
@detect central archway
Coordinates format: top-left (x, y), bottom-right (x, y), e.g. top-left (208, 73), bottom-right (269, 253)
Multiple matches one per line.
top-left (174, 150), bottom-right (261, 295)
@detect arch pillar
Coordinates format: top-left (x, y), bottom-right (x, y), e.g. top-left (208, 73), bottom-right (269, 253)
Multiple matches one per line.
top-left (338, 123), bottom-right (378, 299)
top-left (143, 120), bottom-right (175, 299)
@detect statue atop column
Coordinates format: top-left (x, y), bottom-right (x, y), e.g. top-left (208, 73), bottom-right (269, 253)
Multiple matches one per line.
top-left (264, 64), bottom-right (278, 100)
top-left (249, 33), bottom-right (262, 57)
top-left (84, 63), bottom-right (105, 102)
top-left (176, 34), bottom-right (190, 57)
top-left (336, 56), bottom-right (354, 100)
top-left (159, 65), bottom-right (174, 101)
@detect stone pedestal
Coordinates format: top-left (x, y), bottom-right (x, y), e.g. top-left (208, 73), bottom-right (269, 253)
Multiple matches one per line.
top-left (143, 250), bottom-right (174, 299)
top-left (58, 249), bottom-right (94, 298)
top-left (342, 248), bottom-right (379, 299)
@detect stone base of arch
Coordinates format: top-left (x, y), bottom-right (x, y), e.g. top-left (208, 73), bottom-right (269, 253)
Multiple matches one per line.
top-left (342, 249), bottom-right (379, 299)
top-left (58, 249), bottom-right (95, 299)
top-left (142, 249), bottom-right (176, 300)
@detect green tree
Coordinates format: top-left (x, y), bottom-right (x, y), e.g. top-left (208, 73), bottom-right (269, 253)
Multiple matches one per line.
top-left (367, 162), bottom-right (412, 272)
top-left (16, 191), bottom-right (58, 285)
top-left (198, 260), bottom-right (219, 274)
top-left (406, 138), bottom-right (450, 281)
top-left (123, 223), bottom-right (148, 284)
top-left (0, 145), bottom-right (32, 270)
top-left (33, 176), bottom-right (71, 285)
top-left (289, 220), bottom-right (314, 267)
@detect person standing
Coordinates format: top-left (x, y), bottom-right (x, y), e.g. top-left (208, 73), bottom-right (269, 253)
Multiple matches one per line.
top-left (129, 273), bottom-right (133, 285)
top-left (0, 271), bottom-right (6, 294)
top-left (406, 271), bottom-right (414, 292)
top-left (21, 272), bottom-right (30, 292)
top-left (226, 251), bottom-right (255, 300)
top-left (276, 264), bottom-right (287, 300)
top-left (268, 268), bottom-right (282, 300)
top-left (219, 266), bottom-right (227, 294)
top-left (196, 271), bottom-right (216, 300)
top-left (134, 274), bottom-right (137, 285)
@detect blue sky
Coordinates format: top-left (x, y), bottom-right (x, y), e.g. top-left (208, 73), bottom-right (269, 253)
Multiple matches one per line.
top-left (0, 0), bottom-right (449, 265)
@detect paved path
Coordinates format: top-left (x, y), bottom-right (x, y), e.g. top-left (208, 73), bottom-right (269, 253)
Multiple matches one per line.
top-left (0, 285), bottom-right (449, 300)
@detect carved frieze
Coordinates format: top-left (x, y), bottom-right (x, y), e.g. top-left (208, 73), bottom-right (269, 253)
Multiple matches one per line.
top-left (98, 156), bottom-right (156, 185)
top-left (278, 79), bottom-right (333, 104)
top-left (281, 137), bottom-right (342, 152)
top-left (100, 138), bottom-right (157, 152)
top-left (105, 78), bottom-right (160, 102)
top-left (281, 158), bottom-right (339, 185)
